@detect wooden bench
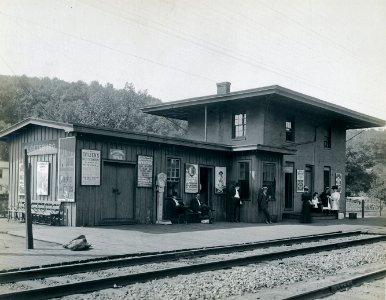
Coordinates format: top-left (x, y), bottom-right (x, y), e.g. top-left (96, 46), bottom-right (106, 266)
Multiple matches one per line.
top-left (30, 200), bottom-right (62, 225)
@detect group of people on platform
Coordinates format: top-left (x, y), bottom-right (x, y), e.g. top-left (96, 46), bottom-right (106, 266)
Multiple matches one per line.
top-left (170, 183), bottom-right (340, 225)
top-left (169, 192), bottom-right (214, 224)
top-left (300, 186), bottom-right (341, 223)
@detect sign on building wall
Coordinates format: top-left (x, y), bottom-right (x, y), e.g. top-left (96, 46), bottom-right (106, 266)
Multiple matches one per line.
top-left (215, 166), bottom-right (226, 194)
top-left (36, 161), bottom-right (50, 196)
top-left (81, 149), bottom-right (101, 186)
top-left (18, 163), bottom-right (25, 196)
top-left (185, 163), bottom-right (198, 193)
top-left (58, 137), bottom-right (76, 202)
top-left (296, 169), bottom-right (305, 192)
top-left (137, 155), bottom-right (153, 188)
top-left (335, 173), bottom-right (342, 189)
top-left (109, 149), bottom-right (125, 160)
top-left (24, 140), bottom-right (58, 156)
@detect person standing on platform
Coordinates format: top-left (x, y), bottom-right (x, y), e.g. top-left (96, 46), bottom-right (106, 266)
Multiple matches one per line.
top-left (300, 186), bottom-right (312, 223)
top-left (330, 186), bottom-right (341, 215)
top-left (231, 182), bottom-right (242, 222)
top-left (257, 186), bottom-right (271, 224)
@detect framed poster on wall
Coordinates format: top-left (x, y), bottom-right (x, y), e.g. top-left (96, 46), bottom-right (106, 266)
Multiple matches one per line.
top-left (214, 166), bottom-right (226, 194)
top-left (58, 137), bottom-right (76, 202)
top-left (185, 163), bottom-right (198, 193)
top-left (18, 163), bottom-right (25, 196)
top-left (335, 173), bottom-right (342, 189)
top-left (36, 161), bottom-right (50, 196)
top-left (81, 149), bottom-right (101, 186)
top-left (296, 169), bottom-right (305, 192)
top-left (137, 155), bottom-right (153, 188)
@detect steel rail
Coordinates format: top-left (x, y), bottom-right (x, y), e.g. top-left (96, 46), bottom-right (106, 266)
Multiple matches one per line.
top-left (0, 234), bottom-right (385, 300)
top-left (0, 231), bottom-right (362, 283)
top-left (284, 267), bottom-right (386, 300)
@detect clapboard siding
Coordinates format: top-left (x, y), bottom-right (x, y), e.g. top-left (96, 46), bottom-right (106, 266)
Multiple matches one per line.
top-left (7, 125), bottom-right (72, 219)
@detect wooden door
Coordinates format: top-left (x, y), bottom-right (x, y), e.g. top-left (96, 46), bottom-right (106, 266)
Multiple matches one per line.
top-left (102, 162), bottom-right (135, 220)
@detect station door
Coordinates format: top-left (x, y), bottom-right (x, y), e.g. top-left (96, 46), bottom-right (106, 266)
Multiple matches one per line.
top-left (102, 162), bottom-right (135, 220)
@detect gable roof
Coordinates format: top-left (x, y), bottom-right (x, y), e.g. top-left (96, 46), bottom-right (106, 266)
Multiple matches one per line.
top-left (0, 118), bottom-right (296, 155)
top-left (142, 85), bottom-right (385, 129)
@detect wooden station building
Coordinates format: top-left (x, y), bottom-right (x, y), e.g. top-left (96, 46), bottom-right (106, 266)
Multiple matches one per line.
top-left (1, 84), bottom-right (384, 226)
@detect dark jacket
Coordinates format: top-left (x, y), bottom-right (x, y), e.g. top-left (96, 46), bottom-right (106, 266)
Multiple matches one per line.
top-left (190, 197), bottom-right (201, 213)
top-left (257, 189), bottom-right (269, 210)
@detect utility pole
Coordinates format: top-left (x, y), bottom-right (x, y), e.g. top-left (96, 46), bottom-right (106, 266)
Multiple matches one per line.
top-left (24, 149), bottom-right (33, 249)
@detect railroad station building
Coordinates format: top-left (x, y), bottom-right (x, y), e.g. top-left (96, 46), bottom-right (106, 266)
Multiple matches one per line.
top-left (1, 84), bottom-right (384, 226)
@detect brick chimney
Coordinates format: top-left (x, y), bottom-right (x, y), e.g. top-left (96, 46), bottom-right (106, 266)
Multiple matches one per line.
top-left (216, 82), bottom-right (231, 95)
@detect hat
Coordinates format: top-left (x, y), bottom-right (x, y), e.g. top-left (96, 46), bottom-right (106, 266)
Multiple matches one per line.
top-left (304, 186), bottom-right (309, 190)
top-left (262, 186), bottom-right (268, 189)
top-left (325, 187), bottom-right (330, 190)
top-left (332, 185), bottom-right (338, 190)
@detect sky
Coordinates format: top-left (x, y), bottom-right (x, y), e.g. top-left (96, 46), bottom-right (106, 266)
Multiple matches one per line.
top-left (0, 0), bottom-right (385, 121)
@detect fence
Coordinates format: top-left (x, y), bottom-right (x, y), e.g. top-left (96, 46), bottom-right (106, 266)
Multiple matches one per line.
top-left (0, 194), bottom-right (8, 218)
top-left (346, 197), bottom-right (385, 218)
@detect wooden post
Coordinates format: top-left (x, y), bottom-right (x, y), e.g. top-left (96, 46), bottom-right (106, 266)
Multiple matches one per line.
top-left (24, 149), bottom-right (33, 249)
top-left (361, 199), bottom-right (365, 219)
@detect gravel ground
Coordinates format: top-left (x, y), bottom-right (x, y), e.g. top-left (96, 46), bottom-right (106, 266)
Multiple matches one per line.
top-left (52, 241), bottom-right (386, 300)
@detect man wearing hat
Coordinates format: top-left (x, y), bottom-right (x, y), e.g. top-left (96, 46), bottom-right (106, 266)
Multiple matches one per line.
top-left (320, 187), bottom-right (331, 210)
top-left (300, 186), bottom-right (312, 223)
top-left (257, 186), bottom-right (271, 224)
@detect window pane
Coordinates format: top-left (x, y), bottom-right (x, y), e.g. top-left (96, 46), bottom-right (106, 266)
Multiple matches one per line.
top-left (238, 162), bottom-right (250, 199)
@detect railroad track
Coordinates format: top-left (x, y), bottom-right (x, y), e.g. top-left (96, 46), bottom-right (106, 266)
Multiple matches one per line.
top-left (0, 231), bottom-right (385, 300)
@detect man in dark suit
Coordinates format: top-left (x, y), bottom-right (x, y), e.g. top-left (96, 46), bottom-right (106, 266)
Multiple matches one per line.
top-left (170, 193), bottom-right (189, 224)
top-left (257, 186), bottom-right (271, 224)
top-left (190, 193), bottom-right (214, 223)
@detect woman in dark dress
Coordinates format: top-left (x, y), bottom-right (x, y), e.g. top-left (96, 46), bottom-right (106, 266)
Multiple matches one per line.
top-left (300, 186), bottom-right (312, 223)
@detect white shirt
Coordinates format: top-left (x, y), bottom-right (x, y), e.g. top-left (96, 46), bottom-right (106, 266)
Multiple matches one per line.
top-left (330, 192), bottom-right (340, 210)
top-left (235, 189), bottom-right (240, 198)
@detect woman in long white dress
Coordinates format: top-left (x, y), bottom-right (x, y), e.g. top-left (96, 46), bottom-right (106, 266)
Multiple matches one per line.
top-left (330, 186), bottom-right (340, 215)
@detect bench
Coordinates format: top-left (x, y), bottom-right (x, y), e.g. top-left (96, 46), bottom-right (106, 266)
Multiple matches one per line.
top-left (8, 201), bottom-right (62, 225)
top-left (31, 200), bottom-right (62, 225)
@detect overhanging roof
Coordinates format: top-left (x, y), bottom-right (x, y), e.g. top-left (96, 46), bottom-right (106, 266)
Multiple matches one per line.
top-left (0, 118), bottom-right (295, 155)
top-left (142, 85), bottom-right (386, 129)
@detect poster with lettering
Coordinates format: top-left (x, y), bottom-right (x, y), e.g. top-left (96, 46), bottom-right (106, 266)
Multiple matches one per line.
top-left (335, 173), bottom-right (342, 188)
top-left (185, 163), bottom-right (198, 193)
top-left (58, 137), bottom-right (76, 202)
top-left (18, 163), bottom-right (25, 196)
top-left (36, 162), bottom-right (50, 196)
top-left (296, 169), bottom-right (305, 192)
top-left (215, 166), bottom-right (226, 194)
top-left (81, 149), bottom-right (101, 186)
top-left (137, 155), bottom-right (153, 187)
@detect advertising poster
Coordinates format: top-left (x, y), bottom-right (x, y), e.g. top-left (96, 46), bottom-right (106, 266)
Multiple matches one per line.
top-left (296, 169), bottom-right (305, 192)
top-left (137, 155), bottom-right (153, 188)
top-left (18, 163), bottom-right (25, 196)
top-left (81, 149), bottom-right (101, 186)
top-left (335, 173), bottom-right (343, 189)
top-left (58, 137), bottom-right (76, 202)
top-left (36, 161), bottom-right (50, 196)
top-left (109, 149), bottom-right (125, 160)
top-left (215, 166), bottom-right (226, 194)
top-left (185, 163), bottom-right (198, 193)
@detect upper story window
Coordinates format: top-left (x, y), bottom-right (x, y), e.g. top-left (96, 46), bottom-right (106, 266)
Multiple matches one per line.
top-left (324, 127), bottom-right (331, 149)
top-left (232, 113), bottom-right (246, 138)
top-left (285, 117), bottom-right (295, 142)
top-left (0, 169), bottom-right (2, 179)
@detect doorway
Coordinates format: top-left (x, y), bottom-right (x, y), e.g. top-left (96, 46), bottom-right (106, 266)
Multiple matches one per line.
top-left (284, 162), bottom-right (294, 210)
top-left (102, 162), bottom-right (135, 220)
top-left (199, 167), bottom-right (213, 206)
top-left (305, 165), bottom-right (314, 193)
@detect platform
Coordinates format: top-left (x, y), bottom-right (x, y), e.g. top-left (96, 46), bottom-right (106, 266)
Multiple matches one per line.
top-left (0, 216), bottom-right (385, 271)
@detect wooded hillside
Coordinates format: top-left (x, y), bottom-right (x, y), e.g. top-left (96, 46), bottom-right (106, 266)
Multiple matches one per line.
top-left (0, 75), bottom-right (186, 159)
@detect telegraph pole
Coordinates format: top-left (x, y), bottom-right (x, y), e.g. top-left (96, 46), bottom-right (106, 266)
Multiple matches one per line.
top-left (24, 149), bottom-right (33, 249)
